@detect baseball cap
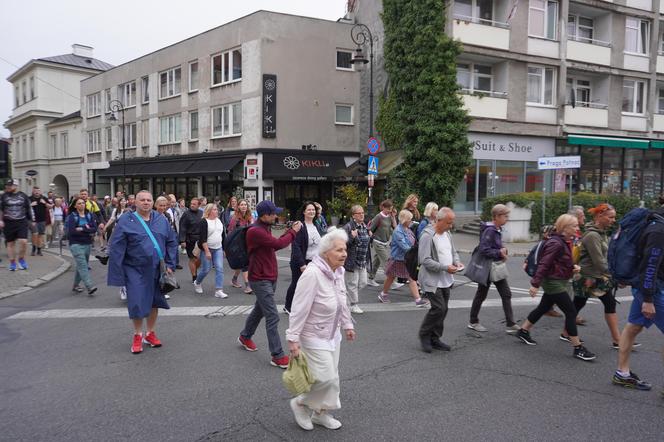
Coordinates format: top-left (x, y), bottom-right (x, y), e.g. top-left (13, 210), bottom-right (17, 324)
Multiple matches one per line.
top-left (256, 200), bottom-right (283, 217)
top-left (5, 179), bottom-right (18, 186)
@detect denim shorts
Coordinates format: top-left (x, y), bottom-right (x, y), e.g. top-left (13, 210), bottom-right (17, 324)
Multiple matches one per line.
top-left (628, 287), bottom-right (664, 333)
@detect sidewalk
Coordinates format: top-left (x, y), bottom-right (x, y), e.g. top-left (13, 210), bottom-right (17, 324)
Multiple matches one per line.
top-left (452, 232), bottom-right (537, 257)
top-left (0, 247), bottom-right (70, 300)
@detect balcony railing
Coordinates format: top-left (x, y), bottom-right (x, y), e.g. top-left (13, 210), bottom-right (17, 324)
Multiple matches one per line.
top-left (568, 101), bottom-right (609, 109)
top-left (567, 34), bottom-right (611, 48)
top-left (460, 88), bottom-right (508, 98)
top-left (453, 14), bottom-right (510, 29)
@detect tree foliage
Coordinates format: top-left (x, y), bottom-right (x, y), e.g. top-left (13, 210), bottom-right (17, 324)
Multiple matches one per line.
top-left (376, 0), bottom-right (472, 207)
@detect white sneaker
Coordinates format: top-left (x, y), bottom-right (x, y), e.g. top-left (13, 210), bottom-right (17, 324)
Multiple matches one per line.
top-left (290, 398), bottom-right (313, 431)
top-left (467, 323), bottom-right (488, 332)
top-left (214, 289), bottom-right (228, 299)
top-left (119, 287), bottom-right (127, 300)
top-left (366, 279), bottom-right (380, 287)
top-left (164, 294), bottom-right (171, 299)
top-left (350, 304), bottom-right (364, 314)
top-left (193, 281), bottom-right (203, 294)
top-left (311, 411), bottom-right (342, 430)
top-left (391, 282), bottom-right (404, 290)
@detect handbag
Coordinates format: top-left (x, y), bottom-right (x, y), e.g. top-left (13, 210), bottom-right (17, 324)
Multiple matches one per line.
top-left (464, 245), bottom-right (491, 284)
top-left (490, 260), bottom-right (509, 282)
top-left (133, 212), bottom-right (179, 294)
top-left (282, 352), bottom-right (316, 396)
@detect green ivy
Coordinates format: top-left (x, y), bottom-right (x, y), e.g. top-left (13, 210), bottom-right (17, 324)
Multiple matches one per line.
top-left (376, 0), bottom-right (472, 207)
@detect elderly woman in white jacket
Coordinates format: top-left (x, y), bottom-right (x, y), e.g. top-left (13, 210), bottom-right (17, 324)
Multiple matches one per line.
top-left (286, 228), bottom-right (356, 431)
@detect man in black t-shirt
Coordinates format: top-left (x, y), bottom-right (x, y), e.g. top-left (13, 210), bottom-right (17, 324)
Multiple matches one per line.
top-left (0, 179), bottom-right (33, 270)
top-left (29, 186), bottom-right (52, 256)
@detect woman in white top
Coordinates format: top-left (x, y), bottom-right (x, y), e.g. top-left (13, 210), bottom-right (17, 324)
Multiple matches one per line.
top-left (194, 203), bottom-right (227, 298)
top-left (51, 197), bottom-right (66, 245)
top-left (286, 228), bottom-right (355, 431)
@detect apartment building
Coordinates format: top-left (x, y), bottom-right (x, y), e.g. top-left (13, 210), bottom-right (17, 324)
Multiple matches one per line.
top-left (81, 11), bottom-right (360, 214)
top-left (351, 0), bottom-right (664, 212)
top-left (4, 45), bottom-right (112, 199)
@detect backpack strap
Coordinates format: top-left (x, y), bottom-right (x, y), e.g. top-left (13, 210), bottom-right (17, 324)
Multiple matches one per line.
top-left (133, 212), bottom-right (164, 260)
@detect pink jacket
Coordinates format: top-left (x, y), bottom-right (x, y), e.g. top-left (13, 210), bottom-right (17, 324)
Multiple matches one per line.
top-left (286, 255), bottom-right (354, 343)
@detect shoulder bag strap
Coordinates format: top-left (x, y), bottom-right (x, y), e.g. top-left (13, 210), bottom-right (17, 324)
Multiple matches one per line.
top-left (133, 212), bottom-right (164, 260)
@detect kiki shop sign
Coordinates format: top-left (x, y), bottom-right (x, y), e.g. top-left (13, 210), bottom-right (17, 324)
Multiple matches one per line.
top-left (470, 133), bottom-right (555, 162)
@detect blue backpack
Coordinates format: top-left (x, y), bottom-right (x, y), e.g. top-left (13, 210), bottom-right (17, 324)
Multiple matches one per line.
top-left (608, 208), bottom-right (664, 285)
top-left (524, 240), bottom-right (546, 277)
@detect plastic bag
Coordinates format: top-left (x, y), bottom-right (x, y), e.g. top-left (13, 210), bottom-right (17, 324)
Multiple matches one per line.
top-left (282, 352), bottom-right (316, 396)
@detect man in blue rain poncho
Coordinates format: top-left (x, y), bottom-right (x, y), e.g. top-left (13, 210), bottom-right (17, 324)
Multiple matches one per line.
top-left (108, 190), bottom-right (178, 354)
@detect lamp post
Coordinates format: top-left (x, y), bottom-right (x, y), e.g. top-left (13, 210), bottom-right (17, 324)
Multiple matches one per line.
top-left (108, 99), bottom-right (126, 193)
top-left (350, 23), bottom-right (375, 215)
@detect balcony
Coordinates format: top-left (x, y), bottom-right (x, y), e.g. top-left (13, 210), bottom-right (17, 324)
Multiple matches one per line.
top-left (621, 115), bottom-right (647, 131)
top-left (624, 53), bottom-right (650, 72)
top-left (563, 104), bottom-right (608, 127)
top-left (654, 114), bottom-right (664, 132)
top-left (452, 16), bottom-right (510, 51)
top-left (626, 0), bottom-right (652, 11)
top-left (657, 55), bottom-right (664, 74)
top-left (567, 38), bottom-right (611, 66)
top-left (460, 90), bottom-right (508, 119)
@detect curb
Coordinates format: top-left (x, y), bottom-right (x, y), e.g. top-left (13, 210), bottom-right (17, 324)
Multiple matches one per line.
top-left (0, 255), bottom-right (71, 301)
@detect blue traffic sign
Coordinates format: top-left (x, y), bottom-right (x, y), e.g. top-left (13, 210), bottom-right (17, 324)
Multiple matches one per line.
top-left (368, 155), bottom-right (379, 175)
top-left (367, 137), bottom-right (380, 155)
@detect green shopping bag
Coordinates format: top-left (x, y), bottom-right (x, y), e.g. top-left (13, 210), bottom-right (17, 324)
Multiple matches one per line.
top-left (282, 352), bottom-right (316, 396)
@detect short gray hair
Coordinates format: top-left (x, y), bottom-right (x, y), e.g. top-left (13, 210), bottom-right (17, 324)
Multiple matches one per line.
top-left (568, 205), bottom-right (584, 216)
top-left (318, 227), bottom-right (348, 256)
top-left (436, 207), bottom-right (454, 220)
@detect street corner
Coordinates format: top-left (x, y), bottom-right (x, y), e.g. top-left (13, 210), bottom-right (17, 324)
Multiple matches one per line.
top-left (0, 252), bottom-right (71, 300)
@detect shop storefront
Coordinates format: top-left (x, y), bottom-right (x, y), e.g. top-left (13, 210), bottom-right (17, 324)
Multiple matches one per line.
top-left (454, 133), bottom-right (556, 212)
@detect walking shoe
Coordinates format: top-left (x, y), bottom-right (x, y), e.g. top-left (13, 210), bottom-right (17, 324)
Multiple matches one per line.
top-left (290, 398), bottom-right (313, 431)
top-left (366, 279), bottom-right (380, 287)
top-left (87, 286), bottom-right (98, 296)
top-left (467, 323), bottom-right (488, 332)
top-left (311, 411), bottom-right (342, 430)
top-left (175, 264), bottom-right (183, 269)
top-left (238, 335), bottom-right (257, 352)
top-left (37, 249), bottom-right (43, 256)
top-left (391, 282), bottom-right (404, 290)
top-left (9, 261), bottom-right (17, 271)
top-left (505, 324), bottom-right (520, 334)
top-left (420, 337), bottom-right (433, 353)
top-left (191, 275), bottom-right (197, 283)
top-left (573, 345), bottom-right (596, 361)
top-left (414, 298), bottom-right (429, 308)
top-left (271, 355), bottom-right (289, 369)
top-left (143, 331), bottom-right (162, 348)
top-left (72, 286), bottom-right (84, 293)
top-left (193, 281), bottom-right (203, 294)
top-left (214, 289), bottom-right (228, 299)
top-left (612, 371), bottom-right (652, 390)
top-left (377, 292), bottom-right (390, 303)
top-left (119, 287), bottom-right (127, 300)
top-left (164, 294), bottom-right (171, 299)
top-left (431, 339), bottom-right (451, 351)
top-left (350, 304), bottom-right (364, 314)
top-left (244, 286), bottom-right (253, 294)
top-left (559, 334), bottom-right (584, 344)
top-left (231, 276), bottom-right (242, 288)
top-left (516, 329), bottom-right (537, 345)
top-left (18, 258), bottom-right (28, 270)
top-left (131, 334), bottom-right (143, 354)
top-left (611, 342), bottom-right (642, 350)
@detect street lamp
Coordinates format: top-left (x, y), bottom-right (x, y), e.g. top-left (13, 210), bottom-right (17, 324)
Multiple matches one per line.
top-left (350, 23), bottom-right (375, 215)
top-left (108, 99), bottom-right (126, 193)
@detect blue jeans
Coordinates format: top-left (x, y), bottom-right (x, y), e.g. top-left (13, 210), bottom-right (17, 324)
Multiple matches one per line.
top-left (70, 243), bottom-right (93, 289)
top-left (241, 280), bottom-right (283, 357)
top-left (196, 247), bottom-right (224, 289)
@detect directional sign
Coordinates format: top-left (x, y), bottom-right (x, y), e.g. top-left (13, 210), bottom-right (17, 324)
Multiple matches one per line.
top-left (367, 137), bottom-right (380, 155)
top-left (537, 156), bottom-right (581, 170)
top-left (368, 155), bottom-right (379, 175)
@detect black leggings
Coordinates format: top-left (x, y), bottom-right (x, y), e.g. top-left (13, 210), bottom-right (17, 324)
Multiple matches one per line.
top-left (527, 291), bottom-right (578, 337)
top-left (574, 293), bottom-right (616, 314)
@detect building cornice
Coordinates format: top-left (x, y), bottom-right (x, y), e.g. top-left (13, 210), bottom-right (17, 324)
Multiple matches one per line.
top-left (7, 59), bottom-right (105, 83)
top-left (4, 110), bottom-right (64, 129)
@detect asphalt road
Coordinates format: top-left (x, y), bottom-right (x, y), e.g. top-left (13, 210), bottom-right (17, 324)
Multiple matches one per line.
top-left (1, 250), bottom-right (663, 441)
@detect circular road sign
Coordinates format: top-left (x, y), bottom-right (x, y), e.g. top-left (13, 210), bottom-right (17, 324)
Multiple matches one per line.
top-left (367, 137), bottom-right (380, 155)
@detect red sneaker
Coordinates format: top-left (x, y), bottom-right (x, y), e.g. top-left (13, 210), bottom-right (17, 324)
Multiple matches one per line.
top-left (143, 331), bottom-right (162, 348)
top-left (131, 334), bottom-right (143, 354)
top-left (238, 335), bottom-right (257, 352)
top-left (271, 355), bottom-right (289, 369)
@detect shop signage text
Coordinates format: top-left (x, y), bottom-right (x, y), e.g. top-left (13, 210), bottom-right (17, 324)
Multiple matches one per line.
top-left (282, 156), bottom-right (331, 170)
top-left (470, 133), bottom-right (555, 162)
top-left (262, 74), bottom-right (277, 138)
top-left (537, 156), bottom-right (581, 170)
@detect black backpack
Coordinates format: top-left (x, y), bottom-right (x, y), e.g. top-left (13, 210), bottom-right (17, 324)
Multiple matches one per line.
top-left (524, 240), bottom-right (545, 277)
top-left (223, 225), bottom-right (253, 270)
top-left (404, 241), bottom-right (419, 280)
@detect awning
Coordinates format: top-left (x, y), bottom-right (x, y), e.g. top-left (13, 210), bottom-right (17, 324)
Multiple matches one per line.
top-left (188, 156), bottom-right (243, 175)
top-left (96, 156), bottom-right (243, 178)
top-left (96, 163), bottom-right (144, 177)
top-left (133, 161), bottom-right (195, 176)
top-left (567, 135), bottom-right (649, 149)
top-left (262, 152), bottom-right (356, 179)
top-left (650, 140), bottom-right (664, 149)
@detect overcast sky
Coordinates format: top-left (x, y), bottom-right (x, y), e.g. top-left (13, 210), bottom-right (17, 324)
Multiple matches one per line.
top-left (0, 0), bottom-right (347, 138)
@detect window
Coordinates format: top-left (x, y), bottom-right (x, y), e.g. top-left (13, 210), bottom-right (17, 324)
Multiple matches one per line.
top-left (29, 132), bottom-right (35, 158)
top-left (141, 120), bottom-right (149, 146)
top-left (566, 78), bottom-right (591, 107)
top-left (86, 92), bottom-right (101, 117)
top-left (87, 129), bottom-right (101, 153)
top-left (105, 127), bottom-right (113, 150)
top-left (335, 104), bottom-right (353, 125)
top-left (104, 89), bottom-right (111, 113)
top-left (527, 66), bottom-right (555, 105)
top-left (529, 0), bottom-right (558, 40)
top-left (50, 134), bottom-right (57, 158)
top-left (14, 85), bottom-right (19, 107)
top-left (61, 132), bottom-right (69, 157)
top-left (29, 76), bottom-right (35, 100)
top-left (189, 111), bottom-right (198, 139)
top-left (118, 81), bottom-right (136, 107)
top-left (159, 67), bottom-right (181, 99)
top-left (189, 61), bottom-right (199, 92)
top-left (211, 103), bottom-right (242, 137)
top-left (22, 135), bottom-right (27, 161)
top-left (211, 48), bottom-right (242, 86)
top-left (142, 76), bottom-right (150, 103)
top-left (22, 80), bottom-right (27, 104)
top-left (623, 79), bottom-right (646, 114)
top-left (15, 138), bottom-right (20, 162)
top-left (123, 123), bottom-right (137, 147)
top-left (456, 63), bottom-right (493, 93)
top-left (568, 15), bottom-right (593, 42)
top-left (453, 0), bottom-right (493, 22)
top-left (336, 50), bottom-right (353, 70)
top-left (159, 114), bottom-right (181, 144)
top-left (625, 17), bottom-right (649, 54)
top-left (658, 88), bottom-right (664, 113)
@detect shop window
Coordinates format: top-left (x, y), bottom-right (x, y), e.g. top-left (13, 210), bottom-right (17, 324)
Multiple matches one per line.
top-left (579, 146), bottom-right (601, 193)
top-left (601, 148), bottom-right (623, 195)
top-left (643, 149), bottom-right (663, 198)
